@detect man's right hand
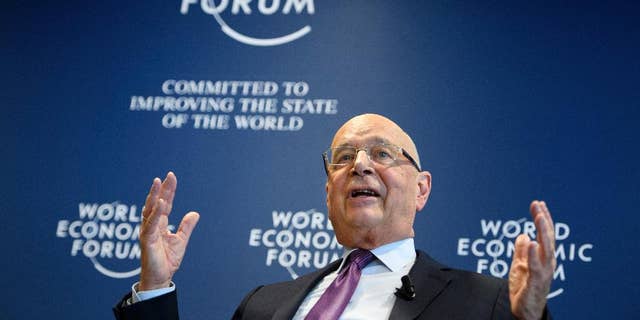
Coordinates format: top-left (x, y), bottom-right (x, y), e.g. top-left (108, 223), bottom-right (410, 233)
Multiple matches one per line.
top-left (138, 172), bottom-right (200, 291)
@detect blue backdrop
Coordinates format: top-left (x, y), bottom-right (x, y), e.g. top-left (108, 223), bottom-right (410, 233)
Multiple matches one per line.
top-left (3, 1), bottom-right (639, 319)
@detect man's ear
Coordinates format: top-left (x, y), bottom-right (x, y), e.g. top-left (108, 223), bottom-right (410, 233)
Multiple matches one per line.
top-left (326, 181), bottom-right (330, 207)
top-left (415, 171), bottom-right (432, 211)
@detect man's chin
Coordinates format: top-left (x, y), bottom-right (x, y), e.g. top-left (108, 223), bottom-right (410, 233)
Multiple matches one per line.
top-left (346, 208), bottom-right (384, 226)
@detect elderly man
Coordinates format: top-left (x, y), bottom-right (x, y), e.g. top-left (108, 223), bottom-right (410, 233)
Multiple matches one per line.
top-left (114, 114), bottom-right (556, 319)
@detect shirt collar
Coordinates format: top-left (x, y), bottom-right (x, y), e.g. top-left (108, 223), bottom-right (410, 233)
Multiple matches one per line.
top-left (338, 238), bottom-right (416, 273)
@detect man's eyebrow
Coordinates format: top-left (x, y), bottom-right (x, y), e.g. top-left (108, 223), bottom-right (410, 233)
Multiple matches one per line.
top-left (333, 137), bottom-right (392, 148)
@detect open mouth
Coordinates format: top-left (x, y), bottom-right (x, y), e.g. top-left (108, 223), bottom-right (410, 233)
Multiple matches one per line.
top-left (350, 189), bottom-right (380, 198)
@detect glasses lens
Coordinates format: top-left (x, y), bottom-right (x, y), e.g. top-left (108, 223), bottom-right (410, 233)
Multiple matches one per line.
top-left (328, 144), bottom-right (400, 165)
top-left (369, 144), bottom-right (398, 165)
top-left (324, 144), bottom-right (417, 175)
top-left (330, 146), bottom-right (356, 165)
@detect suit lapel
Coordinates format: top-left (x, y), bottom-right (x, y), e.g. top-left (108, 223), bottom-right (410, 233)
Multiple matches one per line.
top-left (269, 250), bottom-right (453, 320)
top-left (389, 250), bottom-right (453, 320)
top-left (271, 259), bottom-right (343, 320)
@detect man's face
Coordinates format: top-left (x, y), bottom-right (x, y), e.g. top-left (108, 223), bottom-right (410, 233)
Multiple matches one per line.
top-left (326, 114), bottom-right (431, 249)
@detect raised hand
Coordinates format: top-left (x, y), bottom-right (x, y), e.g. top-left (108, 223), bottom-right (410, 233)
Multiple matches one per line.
top-left (509, 200), bottom-right (556, 320)
top-left (138, 172), bottom-right (200, 291)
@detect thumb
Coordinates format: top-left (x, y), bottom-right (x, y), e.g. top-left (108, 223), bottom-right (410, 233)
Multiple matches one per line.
top-left (177, 211), bottom-right (200, 241)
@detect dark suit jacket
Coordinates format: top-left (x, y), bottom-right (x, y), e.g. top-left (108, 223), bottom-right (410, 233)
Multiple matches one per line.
top-left (114, 250), bottom-right (550, 319)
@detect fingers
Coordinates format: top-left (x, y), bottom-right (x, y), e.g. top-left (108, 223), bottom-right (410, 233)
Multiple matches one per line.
top-left (535, 214), bottom-right (554, 266)
top-left (513, 234), bottom-right (531, 263)
top-left (143, 198), bottom-right (169, 238)
top-left (142, 172), bottom-right (178, 235)
top-left (143, 172), bottom-right (177, 220)
top-left (159, 172), bottom-right (178, 215)
top-left (528, 200), bottom-right (542, 221)
top-left (530, 200), bottom-right (556, 267)
top-left (530, 201), bottom-right (555, 241)
top-left (527, 241), bottom-right (542, 270)
top-left (508, 201), bottom-right (556, 319)
top-left (142, 177), bottom-right (161, 220)
top-left (540, 201), bottom-right (554, 231)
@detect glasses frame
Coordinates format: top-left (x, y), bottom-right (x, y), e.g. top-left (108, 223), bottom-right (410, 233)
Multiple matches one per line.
top-left (322, 144), bottom-right (422, 176)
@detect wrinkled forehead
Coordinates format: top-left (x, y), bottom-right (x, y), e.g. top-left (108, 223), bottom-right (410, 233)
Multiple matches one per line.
top-left (331, 114), bottom-right (420, 164)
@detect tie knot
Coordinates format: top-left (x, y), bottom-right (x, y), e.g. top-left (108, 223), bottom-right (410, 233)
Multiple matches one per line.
top-left (347, 249), bottom-right (375, 270)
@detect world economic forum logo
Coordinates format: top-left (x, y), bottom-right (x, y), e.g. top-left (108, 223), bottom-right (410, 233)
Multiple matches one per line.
top-left (248, 208), bottom-right (342, 279)
top-left (456, 217), bottom-right (594, 299)
top-left (55, 201), bottom-right (174, 279)
top-left (180, 0), bottom-right (315, 46)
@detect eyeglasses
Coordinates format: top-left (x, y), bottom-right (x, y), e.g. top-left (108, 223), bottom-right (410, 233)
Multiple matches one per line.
top-left (322, 143), bottom-right (421, 175)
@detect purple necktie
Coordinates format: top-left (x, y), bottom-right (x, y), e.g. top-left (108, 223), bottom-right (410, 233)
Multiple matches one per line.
top-left (305, 249), bottom-right (375, 320)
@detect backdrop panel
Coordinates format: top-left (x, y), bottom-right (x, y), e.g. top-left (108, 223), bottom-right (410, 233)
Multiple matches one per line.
top-left (2, 1), bottom-right (639, 319)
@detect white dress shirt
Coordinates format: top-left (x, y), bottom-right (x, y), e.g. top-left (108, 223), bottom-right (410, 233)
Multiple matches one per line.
top-left (292, 238), bottom-right (416, 320)
top-left (131, 238), bottom-right (417, 320)
top-left (128, 281), bottom-right (175, 304)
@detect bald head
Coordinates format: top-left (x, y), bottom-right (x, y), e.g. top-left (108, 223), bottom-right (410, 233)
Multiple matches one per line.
top-left (331, 114), bottom-right (421, 168)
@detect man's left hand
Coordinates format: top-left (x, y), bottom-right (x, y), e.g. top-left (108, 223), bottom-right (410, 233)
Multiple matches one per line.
top-left (509, 200), bottom-right (557, 320)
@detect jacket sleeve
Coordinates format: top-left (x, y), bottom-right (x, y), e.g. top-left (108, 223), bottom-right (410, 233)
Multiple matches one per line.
top-left (491, 280), bottom-right (552, 320)
top-left (113, 290), bottom-right (179, 320)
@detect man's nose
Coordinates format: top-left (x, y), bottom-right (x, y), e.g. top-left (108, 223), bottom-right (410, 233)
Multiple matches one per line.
top-left (352, 150), bottom-right (374, 176)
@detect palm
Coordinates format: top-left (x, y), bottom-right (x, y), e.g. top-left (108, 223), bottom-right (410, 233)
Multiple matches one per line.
top-left (139, 172), bottom-right (200, 290)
